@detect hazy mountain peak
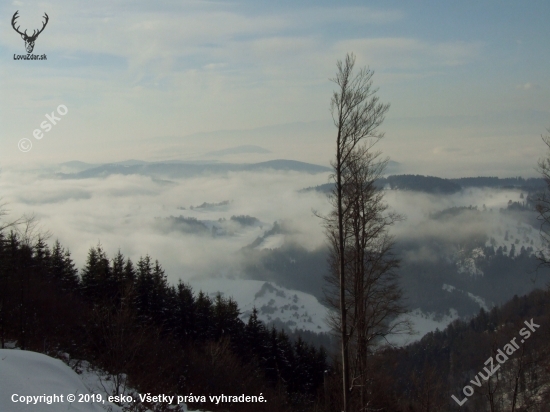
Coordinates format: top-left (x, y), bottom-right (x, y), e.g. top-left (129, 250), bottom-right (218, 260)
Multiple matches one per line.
top-left (204, 145), bottom-right (271, 157)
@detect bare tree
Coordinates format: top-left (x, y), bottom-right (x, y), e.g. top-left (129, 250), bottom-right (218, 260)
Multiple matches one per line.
top-left (536, 129), bottom-right (550, 267)
top-left (0, 201), bottom-right (23, 232)
top-left (323, 53), bottom-right (408, 411)
top-left (16, 214), bottom-right (51, 247)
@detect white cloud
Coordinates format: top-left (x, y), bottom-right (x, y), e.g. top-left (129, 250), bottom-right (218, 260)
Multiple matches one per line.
top-left (0, 167), bottom-right (331, 283)
top-left (516, 82), bottom-right (541, 90)
top-left (334, 38), bottom-right (483, 70)
top-left (303, 6), bottom-right (404, 25)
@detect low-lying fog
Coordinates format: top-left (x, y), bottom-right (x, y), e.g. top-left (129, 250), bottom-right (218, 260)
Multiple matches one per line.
top-left (0, 167), bottom-right (330, 280)
top-left (0, 163), bottom-right (542, 310)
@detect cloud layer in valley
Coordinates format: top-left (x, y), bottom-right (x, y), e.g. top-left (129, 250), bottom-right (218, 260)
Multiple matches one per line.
top-left (0, 164), bottom-right (542, 297)
top-left (0, 166), bottom-right (331, 285)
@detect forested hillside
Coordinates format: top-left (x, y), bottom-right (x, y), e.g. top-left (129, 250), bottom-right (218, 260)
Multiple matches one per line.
top-left (0, 229), bottom-right (328, 411)
top-left (372, 288), bottom-right (550, 411)
top-left (302, 175), bottom-right (546, 195)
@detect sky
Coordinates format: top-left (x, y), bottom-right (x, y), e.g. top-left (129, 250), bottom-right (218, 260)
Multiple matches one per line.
top-left (1, 0), bottom-right (549, 176)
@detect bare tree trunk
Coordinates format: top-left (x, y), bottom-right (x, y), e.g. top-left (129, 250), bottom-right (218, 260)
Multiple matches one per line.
top-left (325, 53), bottom-right (407, 411)
top-left (511, 343), bottom-right (526, 412)
top-left (535, 129), bottom-right (550, 266)
top-left (336, 144), bottom-right (350, 412)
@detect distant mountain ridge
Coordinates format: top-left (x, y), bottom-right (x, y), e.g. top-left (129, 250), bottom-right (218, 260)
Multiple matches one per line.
top-left (57, 159), bottom-right (331, 179)
top-left (204, 145), bottom-right (271, 157)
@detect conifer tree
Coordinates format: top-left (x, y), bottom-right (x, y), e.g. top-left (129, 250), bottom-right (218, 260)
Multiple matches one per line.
top-left (276, 329), bottom-right (295, 386)
top-left (124, 258), bottom-right (136, 284)
top-left (245, 307), bottom-right (268, 369)
top-left (264, 327), bottom-right (281, 384)
top-left (111, 250), bottom-right (126, 305)
top-left (173, 280), bottom-right (196, 341)
top-left (151, 260), bottom-right (168, 325)
top-left (33, 235), bottom-right (50, 267)
top-left (135, 255), bottom-right (154, 323)
top-left (195, 291), bottom-right (214, 341)
top-left (81, 244), bottom-right (113, 303)
top-left (49, 240), bottom-right (79, 292)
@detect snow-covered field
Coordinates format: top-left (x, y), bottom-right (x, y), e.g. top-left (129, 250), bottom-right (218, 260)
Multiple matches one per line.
top-left (0, 349), bottom-right (123, 412)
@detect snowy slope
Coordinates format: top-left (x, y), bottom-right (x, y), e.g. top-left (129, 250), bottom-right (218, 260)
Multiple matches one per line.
top-left (190, 279), bottom-right (331, 332)
top-left (0, 349), bottom-right (123, 412)
top-left (190, 279), bottom-right (466, 343)
top-left (388, 308), bottom-right (460, 347)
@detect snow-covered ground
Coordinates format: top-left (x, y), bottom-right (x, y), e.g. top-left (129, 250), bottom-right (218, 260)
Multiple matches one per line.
top-left (0, 349), bottom-right (123, 412)
top-left (0, 348), bottom-right (216, 412)
top-left (443, 283), bottom-right (490, 311)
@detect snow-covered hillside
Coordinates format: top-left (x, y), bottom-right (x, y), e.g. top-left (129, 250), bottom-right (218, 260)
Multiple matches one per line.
top-left (190, 278), bottom-right (490, 347)
top-left (388, 308), bottom-right (460, 346)
top-left (190, 279), bottom-right (331, 333)
top-left (0, 349), bottom-right (122, 412)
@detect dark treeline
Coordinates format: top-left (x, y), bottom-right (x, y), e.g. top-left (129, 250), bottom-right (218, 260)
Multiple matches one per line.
top-left (450, 176), bottom-right (546, 191)
top-left (385, 175), bottom-right (546, 194)
top-left (301, 175), bottom-right (547, 195)
top-left (0, 230), bottom-right (329, 412)
top-left (386, 175), bottom-right (462, 194)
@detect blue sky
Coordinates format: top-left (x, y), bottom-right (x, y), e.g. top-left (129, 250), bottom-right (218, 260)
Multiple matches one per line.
top-left (1, 0), bottom-right (549, 176)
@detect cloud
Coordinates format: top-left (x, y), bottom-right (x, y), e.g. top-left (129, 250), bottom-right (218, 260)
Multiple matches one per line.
top-left (334, 38), bottom-right (483, 70)
top-left (516, 82), bottom-right (541, 90)
top-left (431, 147), bottom-right (463, 155)
top-left (0, 167), bottom-right (331, 284)
top-left (386, 187), bottom-right (533, 252)
top-left (303, 7), bottom-right (404, 26)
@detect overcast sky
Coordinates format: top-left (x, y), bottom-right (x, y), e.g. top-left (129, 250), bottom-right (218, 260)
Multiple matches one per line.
top-left (1, 0), bottom-right (549, 177)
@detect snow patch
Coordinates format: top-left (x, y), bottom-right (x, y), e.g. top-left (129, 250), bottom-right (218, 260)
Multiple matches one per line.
top-left (455, 247), bottom-right (484, 277)
top-left (467, 292), bottom-right (489, 311)
top-left (388, 308), bottom-right (460, 347)
top-left (255, 233), bottom-right (285, 250)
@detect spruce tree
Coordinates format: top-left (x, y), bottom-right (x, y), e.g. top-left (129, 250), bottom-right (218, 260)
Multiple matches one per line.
top-left (174, 280), bottom-right (196, 341)
top-left (135, 255), bottom-right (154, 324)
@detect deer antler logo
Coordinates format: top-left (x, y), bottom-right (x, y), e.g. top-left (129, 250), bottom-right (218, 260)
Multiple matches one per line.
top-left (11, 11), bottom-right (49, 54)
